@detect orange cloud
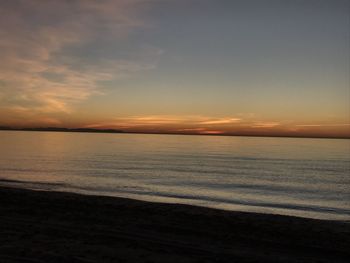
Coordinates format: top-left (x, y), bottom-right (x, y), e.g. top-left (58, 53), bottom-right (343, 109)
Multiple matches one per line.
top-left (83, 115), bottom-right (242, 130)
top-left (198, 130), bottom-right (224, 134)
top-left (295, 124), bottom-right (350, 127)
top-left (251, 122), bottom-right (280, 128)
top-left (199, 118), bottom-right (241, 125)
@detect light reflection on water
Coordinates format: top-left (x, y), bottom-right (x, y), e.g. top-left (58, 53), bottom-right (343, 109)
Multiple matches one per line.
top-left (0, 131), bottom-right (349, 220)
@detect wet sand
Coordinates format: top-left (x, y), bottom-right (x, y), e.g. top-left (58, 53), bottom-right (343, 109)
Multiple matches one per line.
top-left (0, 186), bottom-right (349, 263)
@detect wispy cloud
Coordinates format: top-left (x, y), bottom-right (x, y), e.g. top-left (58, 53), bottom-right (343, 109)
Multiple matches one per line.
top-left (198, 118), bottom-right (241, 125)
top-left (295, 124), bottom-right (350, 127)
top-left (84, 115), bottom-right (242, 129)
top-left (0, 0), bottom-right (157, 120)
top-left (251, 122), bottom-right (280, 128)
top-left (74, 115), bottom-right (350, 137)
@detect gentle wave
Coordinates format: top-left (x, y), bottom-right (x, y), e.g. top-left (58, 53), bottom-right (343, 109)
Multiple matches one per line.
top-left (0, 131), bottom-right (349, 220)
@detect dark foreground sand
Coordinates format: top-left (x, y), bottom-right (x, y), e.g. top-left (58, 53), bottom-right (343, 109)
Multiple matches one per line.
top-left (0, 186), bottom-right (349, 263)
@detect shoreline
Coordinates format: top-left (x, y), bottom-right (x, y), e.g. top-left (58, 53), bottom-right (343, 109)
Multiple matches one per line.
top-left (0, 186), bottom-right (349, 262)
top-left (1, 178), bottom-right (349, 221)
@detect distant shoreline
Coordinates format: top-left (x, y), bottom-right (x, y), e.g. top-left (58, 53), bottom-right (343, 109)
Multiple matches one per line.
top-left (0, 127), bottom-right (124, 134)
top-left (0, 126), bottom-right (349, 139)
top-left (0, 186), bottom-right (349, 262)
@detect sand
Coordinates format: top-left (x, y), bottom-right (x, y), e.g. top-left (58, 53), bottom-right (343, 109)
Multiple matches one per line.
top-left (0, 186), bottom-right (349, 262)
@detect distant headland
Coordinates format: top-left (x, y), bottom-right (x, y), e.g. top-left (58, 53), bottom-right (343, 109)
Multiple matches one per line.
top-left (0, 127), bottom-right (124, 134)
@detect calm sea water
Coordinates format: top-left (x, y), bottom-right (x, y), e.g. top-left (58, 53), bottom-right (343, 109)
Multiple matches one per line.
top-left (0, 131), bottom-right (349, 220)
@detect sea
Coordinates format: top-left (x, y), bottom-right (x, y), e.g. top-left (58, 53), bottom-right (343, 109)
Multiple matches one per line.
top-left (0, 131), bottom-right (349, 220)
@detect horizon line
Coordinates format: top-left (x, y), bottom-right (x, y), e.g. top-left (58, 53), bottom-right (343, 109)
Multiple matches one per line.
top-left (0, 126), bottom-right (349, 140)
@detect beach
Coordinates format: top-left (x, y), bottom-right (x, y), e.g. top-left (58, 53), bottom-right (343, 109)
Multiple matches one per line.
top-left (0, 186), bottom-right (349, 263)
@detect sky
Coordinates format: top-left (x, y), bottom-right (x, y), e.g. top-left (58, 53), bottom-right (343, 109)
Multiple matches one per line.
top-left (0, 0), bottom-right (349, 138)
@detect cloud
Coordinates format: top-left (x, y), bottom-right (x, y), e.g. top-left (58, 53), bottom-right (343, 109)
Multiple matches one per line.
top-left (116, 115), bottom-right (241, 127)
top-left (176, 128), bottom-right (207, 132)
top-left (251, 122), bottom-right (280, 128)
top-left (0, 0), bottom-right (157, 118)
top-left (199, 118), bottom-right (241, 125)
top-left (295, 124), bottom-right (350, 127)
top-left (65, 114), bottom-right (350, 137)
top-left (83, 115), bottom-right (242, 130)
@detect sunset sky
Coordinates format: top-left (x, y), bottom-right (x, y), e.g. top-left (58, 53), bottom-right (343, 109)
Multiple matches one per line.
top-left (0, 0), bottom-right (349, 138)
